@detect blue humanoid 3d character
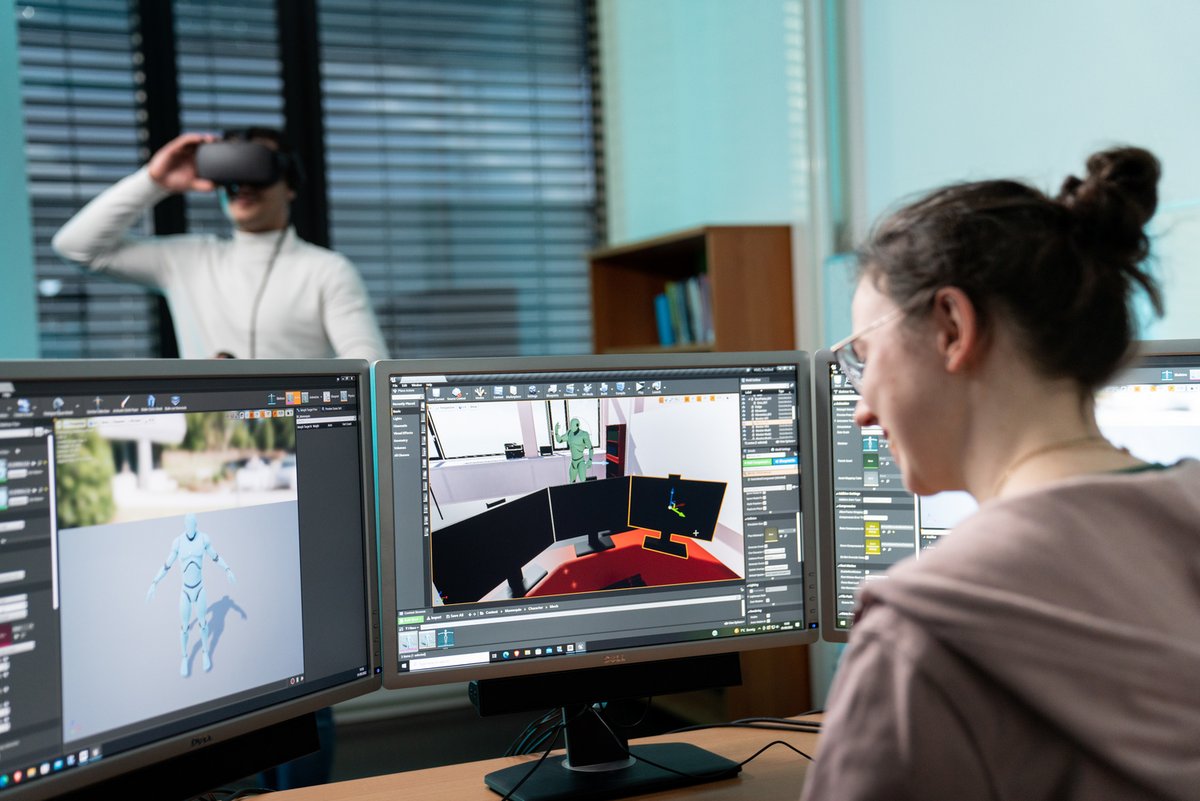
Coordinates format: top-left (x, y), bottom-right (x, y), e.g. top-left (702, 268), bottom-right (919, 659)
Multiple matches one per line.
top-left (146, 512), bottom-right (236, 676)
top-left (554, 417), bottom-right (594, 483)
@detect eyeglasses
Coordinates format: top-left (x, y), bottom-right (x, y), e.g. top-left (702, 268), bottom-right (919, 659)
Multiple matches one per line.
top-left (830, 306), bottom-right (906, 392)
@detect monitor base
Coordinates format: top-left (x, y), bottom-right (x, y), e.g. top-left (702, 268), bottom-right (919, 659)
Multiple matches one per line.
top-left (483, 742), bottom-right (740, 801)
top-left (575, 530), bottom-right (615, 557)
top-left (640, 532), bottom-right (688, 559)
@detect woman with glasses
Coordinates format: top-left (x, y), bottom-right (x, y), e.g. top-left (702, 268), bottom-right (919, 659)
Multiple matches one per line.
top-left (801, 147), bottom-right (1200, 801)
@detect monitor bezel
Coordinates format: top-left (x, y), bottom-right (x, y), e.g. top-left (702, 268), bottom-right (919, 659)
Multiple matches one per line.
top-left (811, 349), bottom-right (850, 643)
top-left (375, 350), bottom-right (819, 690)
top-left (0, 358), bottom-right (382, 801)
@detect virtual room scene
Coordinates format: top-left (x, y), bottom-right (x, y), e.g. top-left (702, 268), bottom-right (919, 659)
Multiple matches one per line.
top-left (426, 393), bottom-right (747, 605)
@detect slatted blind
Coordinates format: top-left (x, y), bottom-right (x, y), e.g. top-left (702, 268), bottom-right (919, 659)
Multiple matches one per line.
top-left (316, 0), bottom-right (602, 358)
top-left (18, 1), bottom-right (603, 360)
top-left (173, 0), bottom-right (284, 236)
top-left (17, 0), bottom-right (160, 358)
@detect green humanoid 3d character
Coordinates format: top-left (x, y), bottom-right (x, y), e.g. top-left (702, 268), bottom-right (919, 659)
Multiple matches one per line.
top-left (555, 417), bottom-right (594, 483)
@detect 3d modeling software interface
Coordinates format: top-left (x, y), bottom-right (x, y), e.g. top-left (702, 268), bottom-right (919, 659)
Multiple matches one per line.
top-left (0, 369), bottom-right (375, 796)
top-left (385, 362), bottom-right (817, 678)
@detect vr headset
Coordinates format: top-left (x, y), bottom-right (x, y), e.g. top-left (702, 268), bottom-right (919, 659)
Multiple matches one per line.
top-left (196, 135), bottom-right (304, 190)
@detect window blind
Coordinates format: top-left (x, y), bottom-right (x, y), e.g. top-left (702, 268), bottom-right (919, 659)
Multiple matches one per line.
top-left (18, 0), bottom-right (160, 358)
top-left (173, 0), bottom-right (284, 236)
top-left (316, 0), bottom-right (602, 358)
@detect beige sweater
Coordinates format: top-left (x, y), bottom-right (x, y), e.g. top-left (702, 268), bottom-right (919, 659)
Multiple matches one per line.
top-left (802, 460), bottom-right (1200, 801)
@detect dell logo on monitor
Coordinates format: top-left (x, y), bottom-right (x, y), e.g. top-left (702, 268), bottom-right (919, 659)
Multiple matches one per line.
top-left (602, 654), bottom-right (627, 665)
top-left (190, 734), bottom-right (213, 748)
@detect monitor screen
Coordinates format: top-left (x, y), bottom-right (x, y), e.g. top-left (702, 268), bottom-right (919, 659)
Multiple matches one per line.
top-left (814, 340), bottom-right (1200, 641)
top-left (377, 352), bottom-right (819, 689)
top-left (0, 360), bottom-right (380, 800)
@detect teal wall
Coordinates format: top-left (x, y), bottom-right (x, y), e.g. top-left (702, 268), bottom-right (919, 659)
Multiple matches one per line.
top-left (854, 0), bottom-right (1200, 340)
top-left (599, 0), bottom-right (803, 245)
top-left (0, 9), bottom-right (38, 358)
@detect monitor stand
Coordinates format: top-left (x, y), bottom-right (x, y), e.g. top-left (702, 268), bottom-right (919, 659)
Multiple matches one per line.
top-left (483, 703), bottom-right (740, 801)
top-left (640, 530), bottom-right (688, 558)
top-left (574, 529), bottom-right (615, 558)
top-left (500, 562), bottom-right (548, 599)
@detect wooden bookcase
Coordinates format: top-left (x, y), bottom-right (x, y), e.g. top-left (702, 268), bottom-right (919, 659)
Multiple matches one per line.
top-left (589, 225), bottom-right (795, 353)
top-left (589, 225), bottom-right (810, 720)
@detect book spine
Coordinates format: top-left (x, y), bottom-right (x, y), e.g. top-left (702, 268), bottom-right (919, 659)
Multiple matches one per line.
top-left (654, 292), bottom-right (675, 346)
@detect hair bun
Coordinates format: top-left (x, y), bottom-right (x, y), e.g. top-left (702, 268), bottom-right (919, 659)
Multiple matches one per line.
top-left (1056, 147), bottom-right (1160, 262)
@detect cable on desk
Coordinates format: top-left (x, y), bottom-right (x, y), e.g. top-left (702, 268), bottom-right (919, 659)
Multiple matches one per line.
top-left (498, 722), bottom-right (565, 801)
top-left (589, 706), bottom-right (815, 779)
top-left (188, 788), bottom-right (274, 800)
top-left (669, 716), bottom-right (822, 736)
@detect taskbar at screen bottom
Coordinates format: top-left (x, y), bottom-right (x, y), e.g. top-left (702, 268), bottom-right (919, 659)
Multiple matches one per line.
top-left (395, 619), bottom-right (813, 675)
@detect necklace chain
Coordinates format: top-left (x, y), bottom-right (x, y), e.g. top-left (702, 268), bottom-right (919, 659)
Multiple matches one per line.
top-left (992, 434), bottom-right (1110, 498)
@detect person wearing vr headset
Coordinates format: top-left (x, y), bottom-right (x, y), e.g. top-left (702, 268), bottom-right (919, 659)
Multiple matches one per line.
top-left (52, 128), bottom-right (388, 361)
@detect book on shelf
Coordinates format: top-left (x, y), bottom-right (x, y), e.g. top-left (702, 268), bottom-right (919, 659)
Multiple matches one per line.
top-left (654, 276), bottom-right (714, 347)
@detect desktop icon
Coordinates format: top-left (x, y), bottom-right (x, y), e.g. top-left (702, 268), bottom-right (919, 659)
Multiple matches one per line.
top-left (146, 395), bottom-right (156, 408)
top-left (267, 393), bottom-right (277, 406)
top-left (509, 385), bottom-right (518, 396)
top-left (474, 387), bottom-right (487, 399)
top-left (340, 390), bottom-right (349, 402)
top-left (451, 388), bottom-right (463, 399)
top-left (528, 385), bottom-right (538, 396)
top-left (565, 384), bottom-right (576, 395)
top-left (1162, 369), bottom-right (1175, 381)
top-left (547, 384), bottom-right (558, 395)
top-left (652, 381), bottom-right (662, 392)
top-left (635, 382), bottom-right (645, 392)
top-left (600, 383), bottom-right (609, 394)
top-left (170, 395), bottom-right (181, 406)
top-left (322, 391), bottom-right (332, 402)
top-left (16, 399), bottom-right (29, 414)
top-left (493, 386), bottom-right (504, 397)
top-left (583, 384), bottom-right (593, 394)
top-left (615, 382), bottom-right (625, 392)
top-left (52, 397), bottom-right (64, 410)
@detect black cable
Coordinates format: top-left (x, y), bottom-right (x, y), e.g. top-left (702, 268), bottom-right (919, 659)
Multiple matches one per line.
top-left (600, 696), bottom-right (654, 729)
top-left (589, 706), bottom-right (814, 782)
top-left (498, 722), bottom-right (565, 801)
top-left (505, 708), bottom-right (560, 756)
top-left (247, 226), bottom-right (288, 358)
top-left (669, 718), bottom-right (822, 736)
top-left (187, 788), bottom-right (274, 801)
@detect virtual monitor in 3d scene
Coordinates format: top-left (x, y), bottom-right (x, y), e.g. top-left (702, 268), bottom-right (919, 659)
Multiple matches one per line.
top-left (0, 361), bottom-right (379, 801)
top-left (813, 340), bottom-right (1200, 642)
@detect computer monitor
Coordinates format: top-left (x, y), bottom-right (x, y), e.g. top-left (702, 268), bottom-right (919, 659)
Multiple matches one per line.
top-left (0, 360), bottom-right (380, 800)
top-left (376, 351), bottom-right (818, 799)
top-left (814, 339), bottom-right (1200, 642)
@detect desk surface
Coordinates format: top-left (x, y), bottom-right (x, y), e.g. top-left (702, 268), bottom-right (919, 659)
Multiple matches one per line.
top-left (271, 715), bottom-right (821, 800)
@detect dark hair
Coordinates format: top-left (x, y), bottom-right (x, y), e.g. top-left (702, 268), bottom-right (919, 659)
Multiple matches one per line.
top-left (222, 126), bottom-right (306, 189)
top-left (858, 146), bottom-right (1163, 391)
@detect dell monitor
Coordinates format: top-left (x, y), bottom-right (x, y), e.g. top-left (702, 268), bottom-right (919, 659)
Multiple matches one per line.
top-left (0, 360), bottom-right (380, 800)
top-left (376, 351), bottom-right (818, 799)
top-left (814, 339), bottom-right (1200, 641)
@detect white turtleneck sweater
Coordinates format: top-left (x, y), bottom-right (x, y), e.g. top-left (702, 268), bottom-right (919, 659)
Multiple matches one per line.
top-left (52, 168), bottom-right (388, 361)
